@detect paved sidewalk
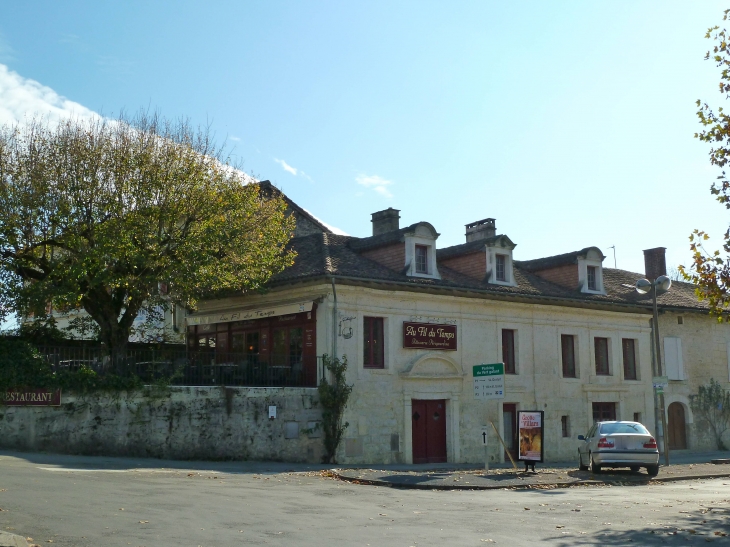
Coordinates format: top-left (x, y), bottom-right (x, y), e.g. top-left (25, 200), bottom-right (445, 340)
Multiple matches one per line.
top-left (332, 451), bottom-right (730, 490)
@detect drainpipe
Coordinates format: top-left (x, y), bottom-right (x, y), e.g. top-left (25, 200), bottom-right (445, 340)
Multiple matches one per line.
top-left (331, 277), bottom-right (338, 360)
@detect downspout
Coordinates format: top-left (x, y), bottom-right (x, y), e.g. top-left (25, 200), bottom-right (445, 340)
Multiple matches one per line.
top-left (331, 277), bottom-right (338, 360)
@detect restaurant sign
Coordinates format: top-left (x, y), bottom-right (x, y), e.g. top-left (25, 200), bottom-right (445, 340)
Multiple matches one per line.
top-left (2, 388), bottom-right (62, 406)
top-left (187, 301), bottom-right (314, 326)
top-left (403, 322), bottom-right (457, 351)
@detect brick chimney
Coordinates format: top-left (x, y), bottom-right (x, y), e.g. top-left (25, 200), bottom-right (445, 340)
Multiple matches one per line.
top-left (643, 247), bottom-right (667, 280)
top-left (371, 208), bottom-right (401, 236)
top-left (465, 218), bottom-right (496, 242)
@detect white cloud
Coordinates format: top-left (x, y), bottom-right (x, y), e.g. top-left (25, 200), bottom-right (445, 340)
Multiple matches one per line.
top-left (274, 158), bottom-right (298, 176)
top-left (228, 135), bottom-right (241, 142)
top-left (356, 174), bottom-right (393, 198)
top-left (0, 63), bottom-right (98, 126)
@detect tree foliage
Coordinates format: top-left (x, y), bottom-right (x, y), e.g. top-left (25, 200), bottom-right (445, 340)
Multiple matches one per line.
top-left (0, 113), bottom-right (295, 357)
top-left (683, 9), bottom-right (730, 319)
top-left (317, 354), bottom-right (353, 464)
top-left (689, 378), bottom-right (730, 450)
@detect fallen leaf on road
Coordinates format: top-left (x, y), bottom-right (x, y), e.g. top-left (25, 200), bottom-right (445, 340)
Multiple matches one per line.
top-left (524, 507), bottom-right (530, 510)
top-left (139, 520), bottom-right (149, 524)
top-left (556, 525), bottom-right (564, 529)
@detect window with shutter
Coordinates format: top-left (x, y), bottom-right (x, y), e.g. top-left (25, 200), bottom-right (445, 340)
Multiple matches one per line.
top-left (664, 337), bottom-right (684, 380)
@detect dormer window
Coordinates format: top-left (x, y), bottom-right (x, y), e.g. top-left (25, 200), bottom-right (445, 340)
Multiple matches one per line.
top-left (587, 266), bottom-right (597, 291)
top-left (404, 222), bottom-right (441, 279)
top-left (483, 235), bottom-right (517, 287)
top-left (496, 254), bottom-right (507, 281)
top-left (415, 245), bottom-right (428, 274)
top-left (577, 248), bottom-right (606, 294)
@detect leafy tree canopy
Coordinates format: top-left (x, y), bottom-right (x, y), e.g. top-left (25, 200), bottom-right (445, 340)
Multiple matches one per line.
top-left (683, 9), bottom-right (730, 319)
top-left (0, 113), bottom-right (295, 354)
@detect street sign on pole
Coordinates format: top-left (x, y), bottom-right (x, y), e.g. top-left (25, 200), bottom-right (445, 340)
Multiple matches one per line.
top-left (473, 363), bottom-right (505, 400)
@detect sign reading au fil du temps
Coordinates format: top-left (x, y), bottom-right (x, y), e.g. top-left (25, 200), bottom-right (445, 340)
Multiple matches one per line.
top-left (1, 388), bottom-right (62, 406)
top-left (402, 322), bottom-right (457, 350)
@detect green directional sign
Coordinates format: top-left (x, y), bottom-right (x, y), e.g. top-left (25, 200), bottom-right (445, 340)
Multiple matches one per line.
top-left (473, 363), bottom-right (505, 400)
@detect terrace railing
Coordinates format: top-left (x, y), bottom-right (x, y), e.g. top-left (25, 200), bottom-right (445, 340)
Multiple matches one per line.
top-left (35, 346), bottom-right (321, 388)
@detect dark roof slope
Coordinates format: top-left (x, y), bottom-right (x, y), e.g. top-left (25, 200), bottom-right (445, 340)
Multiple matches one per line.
top-left (516, 247), bottom-right (604, 271)
top-left (259, 180), bottom-right (332, 234)
top-left (269, 233), bottom-right (707, 312)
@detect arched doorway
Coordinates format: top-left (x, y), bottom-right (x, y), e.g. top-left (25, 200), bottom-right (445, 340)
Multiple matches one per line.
top-left (667, 402), bottom-right (688, 449)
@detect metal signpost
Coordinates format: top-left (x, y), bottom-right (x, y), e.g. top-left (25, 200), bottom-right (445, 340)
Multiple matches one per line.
top-left (474, 364), bottom-right (505, 472)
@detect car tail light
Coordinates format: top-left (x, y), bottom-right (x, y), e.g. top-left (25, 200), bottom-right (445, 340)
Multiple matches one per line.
top-left (597, 437), bottom-right (615, 448)
top-left (643, 437), bottom-right (657, 449)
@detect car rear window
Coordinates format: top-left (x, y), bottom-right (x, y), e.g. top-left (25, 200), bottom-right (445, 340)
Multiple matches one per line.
top-left (599, 422), bottom-right (649, 435)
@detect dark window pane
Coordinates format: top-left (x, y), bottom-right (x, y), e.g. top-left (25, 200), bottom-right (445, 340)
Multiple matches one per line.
top-left (273, 329), bottom-right (287, 366)
top-left (622, 338), bottom-right (637, 380)
top-left (592, 402), bottom-right (616, 421)
top-left (594, 337), bottom-right (609, 375)
top-left (502, 329), bottom-right (516, 374)
top-left (561, 334), bottom-right (576, 378)
top-left (415, 245), bottom-right (428, 274)
top-left (364, 317), bottom-right (384, 368)
top-left (587, 266), bottom-right (597, 291)
top-left (496, 254), bottom-right (506, 281)
top-left (289, 328), bottom-right (303, 367)
top-left (561, 416), bottom-right (569, 437)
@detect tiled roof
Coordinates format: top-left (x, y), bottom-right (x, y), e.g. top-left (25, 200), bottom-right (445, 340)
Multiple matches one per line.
top-left (258, 180), bottom-right (333, 234)
top-left (269, 233), bottom-right (708, 312)
top-left (516, 247), bottom-right (603, 271)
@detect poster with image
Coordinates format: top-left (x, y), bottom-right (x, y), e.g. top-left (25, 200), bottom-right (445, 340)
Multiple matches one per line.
top-left (518, 411), bottom-right (544, 462)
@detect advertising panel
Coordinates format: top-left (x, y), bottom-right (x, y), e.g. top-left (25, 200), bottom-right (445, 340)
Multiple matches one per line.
top-left (517, 410), bottom-right (544, 462)
top-left (402, 322), bottom-right (457, 350)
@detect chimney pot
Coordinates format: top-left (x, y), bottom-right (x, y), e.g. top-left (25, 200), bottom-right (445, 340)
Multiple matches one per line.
top-left (465, 218), bottom-right (496, 242)
top-left (371, 208), bottom-right (401, 236)
top-left (643, 247), bottom-right (667, 280)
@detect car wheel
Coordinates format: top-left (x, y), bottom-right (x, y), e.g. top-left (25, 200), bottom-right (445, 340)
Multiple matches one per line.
top-left (589, 454), bottom-right (602, 474)
top-left (629, 466), bottom-right (640, 473)
top-left (646, 465), bottom-right (659, 477)
top-left (578, 451), bottom-right (588, 471)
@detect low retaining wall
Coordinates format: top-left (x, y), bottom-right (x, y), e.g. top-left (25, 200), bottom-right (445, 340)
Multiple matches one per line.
top-left (0, 386), bottom-right (324, 462)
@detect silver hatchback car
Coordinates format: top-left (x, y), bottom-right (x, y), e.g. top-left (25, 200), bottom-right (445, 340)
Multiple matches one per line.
top-left (578, 421), bottom-right (660, 476)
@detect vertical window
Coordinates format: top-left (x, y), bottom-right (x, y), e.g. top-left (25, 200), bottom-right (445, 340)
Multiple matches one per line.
top-left (594, 337), bottom-right (610, 375)
top-left (364, 317), bottom-right (384, 368)
top-left (561, 334), bottom-right (576, 378)
top-left (587, 266), bottom-right (597, 291)
top-left (496, 254), bottom-right (507, 281)
top-left (633, 412), bottom-right (641, 423)
top-left (561, 416), bottom-right (570, 437)
top-left (415, 245), bottom-right (428, 274)
top-left (502, 329), bottom-right (516, 374)
top-left (592, 402), bottom-right (616, 422)
top-left (622, 338), bottom-right (637, 380)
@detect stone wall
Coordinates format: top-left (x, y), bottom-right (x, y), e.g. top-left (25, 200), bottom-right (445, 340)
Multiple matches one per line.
top-left (0, 386), bottom-right (325, 462)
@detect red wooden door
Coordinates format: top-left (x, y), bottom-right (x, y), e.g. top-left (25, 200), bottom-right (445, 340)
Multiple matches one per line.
top-left (668, 402), bottom-right (687, 449)
top-left (412, 400), bottom-right (447, 464)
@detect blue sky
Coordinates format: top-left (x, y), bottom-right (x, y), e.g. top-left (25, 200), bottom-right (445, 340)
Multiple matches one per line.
top-left (1, 1), bottom-right (729, 278)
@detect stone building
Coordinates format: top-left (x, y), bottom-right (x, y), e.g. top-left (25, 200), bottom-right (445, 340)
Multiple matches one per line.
top-left (188, 196), bottom-right (730, 464)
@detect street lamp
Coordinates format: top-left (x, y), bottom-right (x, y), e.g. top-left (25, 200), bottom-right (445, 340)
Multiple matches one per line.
top-left (635, 275), bottom-right (672, 466)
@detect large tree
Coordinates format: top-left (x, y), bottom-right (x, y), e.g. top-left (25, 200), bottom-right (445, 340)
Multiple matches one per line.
top-left (684, 9), bottom-right (730, 319)
top-left (0, 113), bottom-right (295, 360)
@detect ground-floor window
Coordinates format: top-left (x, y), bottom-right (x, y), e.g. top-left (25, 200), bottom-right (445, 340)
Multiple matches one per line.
top-left (592, 402), bottom-right (616, 422)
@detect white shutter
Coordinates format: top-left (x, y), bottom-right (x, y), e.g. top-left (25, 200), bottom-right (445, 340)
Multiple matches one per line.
top-left (664, 337), bottom-right (684, 380)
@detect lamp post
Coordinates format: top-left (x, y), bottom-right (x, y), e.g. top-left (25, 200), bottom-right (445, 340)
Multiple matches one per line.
top-left (635, 275), bottom-right (672, 466)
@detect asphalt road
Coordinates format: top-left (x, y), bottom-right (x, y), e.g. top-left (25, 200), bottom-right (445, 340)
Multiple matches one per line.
top-left (1, 452), bottom-right (729, 547)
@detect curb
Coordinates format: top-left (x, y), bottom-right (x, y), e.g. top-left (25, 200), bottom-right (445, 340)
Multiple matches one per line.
top-left (329, 469), bottom-right (730, 491)
top-left (0, 531), bottom-right (29, 547)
